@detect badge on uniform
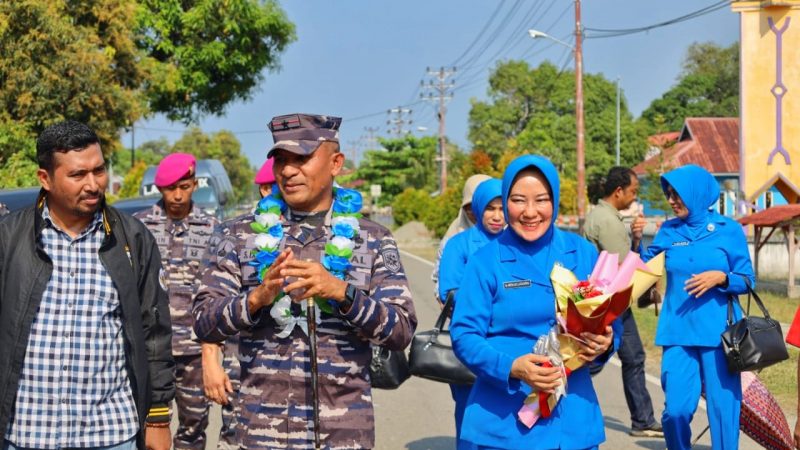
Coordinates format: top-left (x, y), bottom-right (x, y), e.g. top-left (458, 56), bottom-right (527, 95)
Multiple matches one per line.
top-left (382, 248), bottom-right (402, 273)
top-left (158, 268), bottom-right (169, 291)
top-left (503, 280), bottom-right (532, 289)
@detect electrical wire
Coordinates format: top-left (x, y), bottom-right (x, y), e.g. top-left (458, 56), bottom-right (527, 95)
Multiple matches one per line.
top-left (585, 0), bottom-right (729, 39)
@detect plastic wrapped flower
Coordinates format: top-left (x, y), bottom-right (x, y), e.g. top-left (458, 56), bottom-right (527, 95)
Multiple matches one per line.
top-left (257, 194), bottom-right (286, 215)
top-left (332, 188), bottom-right (363, 215)
top-left (331, 216), bottom-right (360, 239)
top-left (255, 233), bottom-right (281, 252)
top-left (323, 255), bottom-right (351, 276)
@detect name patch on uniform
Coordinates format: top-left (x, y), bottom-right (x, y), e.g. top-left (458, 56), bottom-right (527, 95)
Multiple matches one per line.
top-left (381, 248), bottom-right (402, 274)
top-left (503, 280), bottom-right (532, 289)
top-left (672, 241), bottom-right (690, 247)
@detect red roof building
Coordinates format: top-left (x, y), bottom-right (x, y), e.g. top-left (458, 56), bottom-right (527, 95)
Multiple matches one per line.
top-left (633, 118), bottom-right (740, 176)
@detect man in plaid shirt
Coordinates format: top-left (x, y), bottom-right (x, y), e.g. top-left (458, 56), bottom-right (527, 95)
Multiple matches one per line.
top-left (0, 121), bottom-right (175, 450)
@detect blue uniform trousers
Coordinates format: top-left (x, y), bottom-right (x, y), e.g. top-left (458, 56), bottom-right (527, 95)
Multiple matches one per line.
top-left (661, 345), bottom-right (741, 450)
top-left (450, 384), bottom-right (475, 450)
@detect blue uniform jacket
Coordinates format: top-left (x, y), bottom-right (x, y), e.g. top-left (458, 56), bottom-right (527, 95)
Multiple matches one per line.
top-left (642, 214), bottom-right (754, 347)
top-left (643, 164), bottom-right (755, 347)
top-left (451, 227), bottom-right (622, 449)
top-left (438, 179), bottom-right (502, 302)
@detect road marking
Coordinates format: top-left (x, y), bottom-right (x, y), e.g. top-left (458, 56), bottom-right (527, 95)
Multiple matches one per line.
top-left (400, 249), bottom-right (434, 267)
top-left (399, 247), bottom-right (708, 410)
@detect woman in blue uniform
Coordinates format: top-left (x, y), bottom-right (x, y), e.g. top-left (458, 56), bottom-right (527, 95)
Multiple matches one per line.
top-left (642, 165), bottom-right (754, 450)
top-left (438, 178), bottom-right (504, 448)
top-left (450, 155), bottom-right (621, 450)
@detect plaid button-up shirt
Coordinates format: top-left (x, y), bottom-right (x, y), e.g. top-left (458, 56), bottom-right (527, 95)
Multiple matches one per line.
top-left (6, 205), bottom-right (139, 448)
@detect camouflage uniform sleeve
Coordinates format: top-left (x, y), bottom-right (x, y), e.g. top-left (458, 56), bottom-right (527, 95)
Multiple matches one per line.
top-left (193, 226), bottom-right (261, 343)
top-left (335, 230), bottom-right (417, 351)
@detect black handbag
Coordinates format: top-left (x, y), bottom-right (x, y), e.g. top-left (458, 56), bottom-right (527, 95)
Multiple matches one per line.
top-left (408, 291), bottom-right (476, 385)
top-left (369, 345), bottom-right (410, 390)
top-left (720, 277), bottom-right (789, 373)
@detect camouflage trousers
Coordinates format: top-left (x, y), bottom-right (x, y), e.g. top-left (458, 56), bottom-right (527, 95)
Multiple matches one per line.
top-left (174, 342), bottom-right (241, 450)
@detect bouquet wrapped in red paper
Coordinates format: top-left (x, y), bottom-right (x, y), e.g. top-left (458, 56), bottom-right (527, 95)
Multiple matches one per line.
top-left (518, 250), bottom-right (664, 428)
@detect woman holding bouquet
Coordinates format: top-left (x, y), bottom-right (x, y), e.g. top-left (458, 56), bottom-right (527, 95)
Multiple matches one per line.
top-left (642, 165), bottom-right (755, 450)
top-left (438, 177), bottom-right (504, 449)
top-left (450, 155), bottom-right (621, 449)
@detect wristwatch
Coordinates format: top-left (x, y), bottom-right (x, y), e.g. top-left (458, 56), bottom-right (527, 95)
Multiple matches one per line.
top-left (342, 283), bottom-right (358, 311)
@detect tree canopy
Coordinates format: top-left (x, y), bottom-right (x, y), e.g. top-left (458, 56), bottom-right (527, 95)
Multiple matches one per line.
top-left (639, 42), bottom-right (739, 133)
top-left (0, 0), bottom-right (295, 154)
top-left (468, 60), bottom-right (649, 182)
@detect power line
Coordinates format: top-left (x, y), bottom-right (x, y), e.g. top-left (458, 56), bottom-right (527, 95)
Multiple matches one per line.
top-left (585, 0), bottom-right (729, 39)
top-left (447, 1), bottom-right (506, 68)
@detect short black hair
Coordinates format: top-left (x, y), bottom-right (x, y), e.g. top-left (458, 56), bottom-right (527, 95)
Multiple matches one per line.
top-left (36, 121), bottom-right (100, 172)
top-left (589, 166), bottom-right (637, 204)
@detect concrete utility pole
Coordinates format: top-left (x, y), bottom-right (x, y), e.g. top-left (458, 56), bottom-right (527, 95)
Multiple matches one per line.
top-left (421, 66), bottom-right (455, 193)
top-left (616, 77), bottom-right (621, 166)
top-left (386, 107), bottom-right (413, 136)
top-left (364, 126), bottom-right (381, 150)
top-left (346, 139), bottom-right (360, 166)
top-left (130, 124), bottom-right (135, 168)
top-left (575, 0), bottom-right (586, 233)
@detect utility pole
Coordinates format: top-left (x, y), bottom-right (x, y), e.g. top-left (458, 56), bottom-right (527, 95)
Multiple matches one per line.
top-left (574, 0), bottom-right (586, 233)
top-left (364, 126), bottom-right (381, 151)
top-left (130, 124), bottom-right (135, 168)
top-left (386, 107), bottom-right (413, 136)
top-left (421, 66), bottom-right (455, 193)
top-left (616, 77), bottom-right (621, 166)
top-left (347, 139), bottom-right (360, 166)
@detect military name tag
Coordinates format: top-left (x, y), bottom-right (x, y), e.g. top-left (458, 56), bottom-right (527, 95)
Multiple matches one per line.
top-left (503, 280), bottom-right (532, 289)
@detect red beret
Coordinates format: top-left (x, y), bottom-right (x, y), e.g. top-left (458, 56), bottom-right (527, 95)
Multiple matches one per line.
top-left (254, 158), bottom-right (275, 185)
top-left (155, 153), bottom-right (196, 187)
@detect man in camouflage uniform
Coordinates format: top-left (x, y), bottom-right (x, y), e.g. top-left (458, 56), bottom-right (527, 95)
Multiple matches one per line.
top-left (194, 113), bottom-right (417, 449)
top-left (134, 153), bottom-right (240, 449)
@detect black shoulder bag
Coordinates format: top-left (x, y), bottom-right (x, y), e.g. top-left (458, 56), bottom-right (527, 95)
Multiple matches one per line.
top-left (721, 277), bottom-right (789, 373)
top-left (408, 291), bottom-right (476, 385)
top-left (369, 345), bottom-right (410, 390)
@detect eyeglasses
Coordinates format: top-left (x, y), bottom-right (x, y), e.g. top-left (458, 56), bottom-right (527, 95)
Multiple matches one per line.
top-left (664, 188), bottom-right (680, 201)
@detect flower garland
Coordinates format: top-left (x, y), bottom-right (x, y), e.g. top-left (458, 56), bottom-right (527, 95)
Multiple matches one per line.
top-left (249, 184), bottom-right (363, 337)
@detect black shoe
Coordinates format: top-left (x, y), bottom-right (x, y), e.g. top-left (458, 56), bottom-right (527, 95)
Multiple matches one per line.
top-left (629, 423), bottom-right (664, 438)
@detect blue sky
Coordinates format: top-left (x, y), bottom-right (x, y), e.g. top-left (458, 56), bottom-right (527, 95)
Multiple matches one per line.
top-left (123, 0), bottom-right (739, 168)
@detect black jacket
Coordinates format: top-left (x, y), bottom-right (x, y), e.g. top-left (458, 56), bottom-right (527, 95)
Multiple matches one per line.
top-left (0, 195), bottom-right (175, 449)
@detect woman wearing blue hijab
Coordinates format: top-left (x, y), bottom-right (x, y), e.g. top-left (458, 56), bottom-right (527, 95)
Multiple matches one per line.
top-left (438, 178), bottom-right (504, 448)
top-left (642, 165), bottom-right (755, 450)
top-left (450, 155), bottom-right (622, 449)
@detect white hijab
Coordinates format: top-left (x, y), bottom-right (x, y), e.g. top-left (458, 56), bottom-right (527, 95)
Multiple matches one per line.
top-left (441, 174), bottom-right (491, 246)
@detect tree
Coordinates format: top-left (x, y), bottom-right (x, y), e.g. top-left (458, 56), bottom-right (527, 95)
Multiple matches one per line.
top-left (355, 135), bottom-right (443, 205)
top-left (118, 160), bottom-right (148, 199)
top-left (0, 0), bottom-right (295, 154)
top-left (136, 0), bottom-right (296, 122)
top-left (468, 60), bottom-right (648, 181)
top-left (640, 42), bottom-right (739, 132)
top-left (171, 127), bottom-right (255, 205)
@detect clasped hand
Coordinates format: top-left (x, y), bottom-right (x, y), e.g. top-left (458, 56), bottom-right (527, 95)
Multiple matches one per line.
top-left (248, 249), bottom-right (348, 314)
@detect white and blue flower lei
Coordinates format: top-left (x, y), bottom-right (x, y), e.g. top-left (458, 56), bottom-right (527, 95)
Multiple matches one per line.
top-left (249, 184), bottom-right (363, 336)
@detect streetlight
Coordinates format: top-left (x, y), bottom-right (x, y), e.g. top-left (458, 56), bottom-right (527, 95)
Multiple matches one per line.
top-left (528, 0), bottom-right (585, 232)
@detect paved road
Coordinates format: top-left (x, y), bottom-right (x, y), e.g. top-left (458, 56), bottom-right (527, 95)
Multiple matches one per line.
top-left (197, 247), bottom-right (766, 449)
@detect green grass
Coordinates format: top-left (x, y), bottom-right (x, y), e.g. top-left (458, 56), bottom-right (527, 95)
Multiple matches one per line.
top-left (633, 303), bottom-right (799, 414)
top-left (755, 291), bottom-right (800, 324)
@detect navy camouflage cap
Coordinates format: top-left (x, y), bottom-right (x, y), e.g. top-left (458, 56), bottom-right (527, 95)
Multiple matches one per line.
top-left (267, 113), bottom-right (342, 157)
